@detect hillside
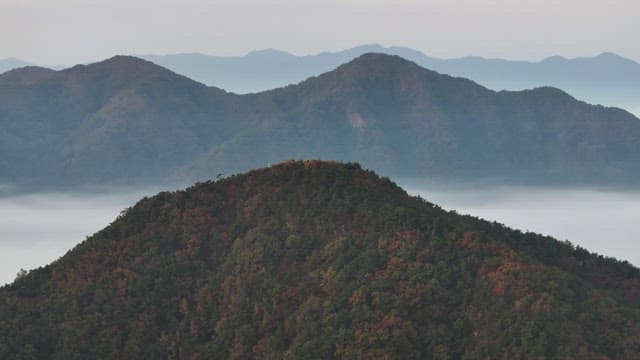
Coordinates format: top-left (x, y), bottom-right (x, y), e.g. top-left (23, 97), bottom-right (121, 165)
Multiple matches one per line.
top-left (0, 56), bottom-right (269, 186)
top-left (1, 161), bottom-right (638, 359)
top-left (2, 53), bottom-right (640, 190)
top-left (184, 54), bottom-right (640, 184)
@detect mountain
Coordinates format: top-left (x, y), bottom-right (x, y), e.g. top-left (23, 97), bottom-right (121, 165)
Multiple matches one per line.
top-left (192, 54), bottom-right (640, 184)
top-left (140, 45), bottom-right (395, 94)
top-left (2, 53), bottom-right (640, 190)
top-left (140, 45), bottom-right (640, 116)
top-left (1, 161), bottom-right (638, 358)
top-left (0, 57), bottom-right (33, 75)
top-left (419, 51), bottom-right (640, 117)
top-left (0, 56), bottom-right (268, 187)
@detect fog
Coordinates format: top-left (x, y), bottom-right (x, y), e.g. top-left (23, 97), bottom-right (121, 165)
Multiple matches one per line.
top-left (0, 191), bottom-right (151, 286)
top-left (403, 184), bottom-right (640, 268)
top-left (1, 186), bottom-right (639, 286)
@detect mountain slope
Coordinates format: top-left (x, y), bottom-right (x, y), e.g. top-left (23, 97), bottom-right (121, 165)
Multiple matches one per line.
top-left (0, 56), bottom-right (267, 186)
top-left (140, 45), bottom-right (640, 116)
top-left (1, 161), bottom-right (638, 359)
top-left (2, 53), bottom-right (640, 189)
top-left (184, 54), bottom-right (640, 184)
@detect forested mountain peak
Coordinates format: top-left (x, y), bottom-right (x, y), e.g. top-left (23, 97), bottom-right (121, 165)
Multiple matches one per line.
top-left (310, 52), bottom-right (453, 87)
top-left (0, 55), bottom-right (211, 91)
top-left (66, 55), bottom-right (169, 75)
top-left (335, 52), bottom-right (425, 74)
top-left (266, 52), bottom-right (489, 111)
top-left (1, 161), bottom-right (639, 358)
top-left (55, 55), bottom-right (208, 90)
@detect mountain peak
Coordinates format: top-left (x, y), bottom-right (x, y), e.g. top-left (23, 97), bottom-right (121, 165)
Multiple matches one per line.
top-left (56, 55), bottom-right (193, 89)
top-left (350, 52), bottom-right (414, 63)
top-left (541, 52), bottom-right (635, 65)
top-left (53, 55), bottom-right (172, 79)
top-left (309, 52), bottom-right (481, 94)
top-left (596, 51), bottom-right (624, 59)
top-left (6, 65), bottom-right (53, 74)
top-left (541, 55), bottom-right (567, 63)
top-left (0, 66), bottom-right (56, 84)
top-left (2, 160), bottom-right (639, 358)
top-left (245, 48), bottom-right (296, 60)
top-left (221, 160), bottom-right (373, 186)
top-left (269, 52), bottom-right (447, 106)
top-left (592, 51), bottom-right (639, 65)
top-left (197, 160), bottom-right (391, 199)
top-left (90, 55), bottom-right (166, 72)
top-left (336, 52), bottom-right (425, 76)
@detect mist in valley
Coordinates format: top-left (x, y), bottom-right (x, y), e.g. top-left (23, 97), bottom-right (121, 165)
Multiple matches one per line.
top-left (0, 190), bottom-right (155, 286)
top-left (403, 183), bottom-right (640, 268)
top-left (2, 184), bottom-right (639, 286)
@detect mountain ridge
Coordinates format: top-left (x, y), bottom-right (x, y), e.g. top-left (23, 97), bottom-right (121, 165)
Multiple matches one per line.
top-left (137, 45), bottom-right (640, 101)
top-left (5, 47), bottom-right (638, 116)
top-left (2, 52), bottom-right (640, 190)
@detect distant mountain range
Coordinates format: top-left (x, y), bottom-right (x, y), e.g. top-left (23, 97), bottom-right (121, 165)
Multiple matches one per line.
top-left (1, 53), bottom-right (640, 190)
top-left (2, 161), bottom-right (638, 358)
top-left (4, 44), bottom-right (639, 116)
top-left (138, 45), bottom-right (640, 115)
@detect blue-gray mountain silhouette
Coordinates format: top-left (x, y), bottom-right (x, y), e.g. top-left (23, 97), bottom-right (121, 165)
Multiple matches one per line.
top-left (140, 45), bottom-right (640, 116)
top-left (1, 53), bottom-right (639, 190)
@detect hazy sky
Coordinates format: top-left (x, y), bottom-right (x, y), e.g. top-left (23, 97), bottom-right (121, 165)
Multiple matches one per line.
top-left (1, 0), bottom-right (639, 65)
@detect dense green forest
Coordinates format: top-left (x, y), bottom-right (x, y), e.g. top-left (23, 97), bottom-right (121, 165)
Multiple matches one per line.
top-left (1, 161), bottom-right (638, 359)
top-left (2, 53), bottom-right (640, 190)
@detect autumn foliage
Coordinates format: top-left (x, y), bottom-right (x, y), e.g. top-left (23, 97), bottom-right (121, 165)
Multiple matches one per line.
top-left (1, 161), bottom-right (639, 359)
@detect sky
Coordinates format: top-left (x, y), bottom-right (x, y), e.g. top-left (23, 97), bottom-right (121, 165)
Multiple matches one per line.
top-left (1, 0), bottom-right (639, 65)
